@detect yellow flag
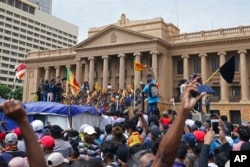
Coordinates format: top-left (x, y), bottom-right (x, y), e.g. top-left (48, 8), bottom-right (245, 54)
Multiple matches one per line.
top-left (134, 61), bottom-right (147, 71)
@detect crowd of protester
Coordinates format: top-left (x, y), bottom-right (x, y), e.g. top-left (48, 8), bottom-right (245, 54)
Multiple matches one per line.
top-left (0, 78), bottom-right (250, 167)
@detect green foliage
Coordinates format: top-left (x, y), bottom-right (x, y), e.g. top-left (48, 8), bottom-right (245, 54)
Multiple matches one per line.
top-left (13, 86), bottom-right (23, 100)
top-left (0, 83), bottom-right (11, 99)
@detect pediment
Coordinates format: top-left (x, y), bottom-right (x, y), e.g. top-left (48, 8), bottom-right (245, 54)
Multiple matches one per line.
top-left (75, 25), bottom-right (156, 49)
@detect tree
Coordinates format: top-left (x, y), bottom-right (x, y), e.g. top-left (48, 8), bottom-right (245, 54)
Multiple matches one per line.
top-left (13, 86), bottom-right (23, 101)
top-left (0, 83), bottom-right (11, 99)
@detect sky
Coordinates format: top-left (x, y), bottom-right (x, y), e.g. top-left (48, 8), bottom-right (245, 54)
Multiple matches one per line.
top-left (52, 0), bottom-right (250, 43)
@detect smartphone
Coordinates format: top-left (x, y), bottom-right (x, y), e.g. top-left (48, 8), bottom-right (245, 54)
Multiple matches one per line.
top-left (211, 119), bottom-right (219, 136)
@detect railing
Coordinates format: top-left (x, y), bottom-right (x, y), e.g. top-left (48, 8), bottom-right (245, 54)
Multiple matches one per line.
top-left (210, 96), bottom-right (220, 102)
top-left (229, 96), bottom-right (241, 102)
top-left (171, 26), bottom-right (250, 43)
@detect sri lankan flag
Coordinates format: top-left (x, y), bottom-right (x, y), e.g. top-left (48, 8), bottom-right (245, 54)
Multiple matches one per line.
top-left (134, 61), bottom-right (147, 71)
top-left (66, 67), bottom-right (80, 96)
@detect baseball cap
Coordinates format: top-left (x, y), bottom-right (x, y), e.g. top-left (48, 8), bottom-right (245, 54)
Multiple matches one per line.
top-left (182, 133), bottom-right (197, 147)
top-left (193, 130), bottom-right (206, 142)
top-left (8, 157), bottom-right (29, 167)
top-left (84, 126), bottom-right (96, 135)
top-left (39, 135), bottom-right (55, 149)
top-left (12, 127), bottom-right (22, 138)
top-left (151, 125), bottom-right (161, 138)
top-left (79, 124), bottom-right (89, 133)
top-left (47, 152), bottom-right (69, 167)
top-left (5, 133), bottom-right (18, 145)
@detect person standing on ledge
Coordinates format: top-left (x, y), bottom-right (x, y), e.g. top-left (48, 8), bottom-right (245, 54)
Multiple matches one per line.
top-left (143, 68), bottom-right (159, 116)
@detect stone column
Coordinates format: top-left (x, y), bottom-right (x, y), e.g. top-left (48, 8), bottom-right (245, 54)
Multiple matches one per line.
top-left (218, 51), bottom-right (229, 102)
top-left (84, 59), bottom-right (89, 82)
top-left (134, 52), bottom-right (141, 88)
top-left (75, 58), bottom-right (82, 84)
top-left (199, 53), bottom-right (207, 83)
top-left (181, 54), bottom-right (189, 80)
top-left (44, 66), bottom-right (49, 81)
top-left (102, 55), bottom-right (109, 89)
top-left (55, 66), bottom-right (60, 78)
top-left (238, 49), bottom-right (249, 102)
top-left (118, 53), bottom-right (125, 89)
top-left (150, 51), bottom-right (159, 81)
top-left (88, 57), bottom-right (95, 91)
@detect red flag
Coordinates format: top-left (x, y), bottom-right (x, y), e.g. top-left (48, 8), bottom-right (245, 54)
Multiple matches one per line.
top-left (15, 63), bottom-right (26, 80)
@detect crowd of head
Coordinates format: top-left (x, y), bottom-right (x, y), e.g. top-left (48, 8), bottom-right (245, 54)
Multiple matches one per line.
top-left (0, 78), bottom-right (250, 167)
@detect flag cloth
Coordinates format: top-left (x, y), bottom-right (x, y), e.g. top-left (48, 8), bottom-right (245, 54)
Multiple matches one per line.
top-left (219, 55), bottom-right (235, 83)
top-left (66, 67), bottom-right (80, 96)
top-left (95, 82), bottom-right (101, 91)
top-left (15, 63), bottom-right (26, 80)
top-left (134, 61), bottom-right (147, 71)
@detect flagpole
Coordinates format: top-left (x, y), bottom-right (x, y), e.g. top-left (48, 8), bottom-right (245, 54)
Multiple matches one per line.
top-left (8, 77), bottom-right (18, 99)
top-left (204, 68), bottom-right (220, 84)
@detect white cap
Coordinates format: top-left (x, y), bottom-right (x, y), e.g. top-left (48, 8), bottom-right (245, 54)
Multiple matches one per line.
top-left (31, 120), bottom-right (44, 132)
top-left (8, 157), bottom-right (29, 167)
top-left (83, 126), bottom-right (96, 135)
top-left (79, 124), bottom-right (89, 133)
top-left (47, 152), bottom-right (69, 167)
top-left (5, 133), bottom-right (18, 145)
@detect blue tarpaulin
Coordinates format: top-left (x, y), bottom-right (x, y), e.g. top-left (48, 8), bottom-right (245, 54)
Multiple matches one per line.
top-left (0, 101), bottom-right (103, 130)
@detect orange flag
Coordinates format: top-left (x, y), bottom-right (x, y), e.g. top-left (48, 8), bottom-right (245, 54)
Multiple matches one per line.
top-left (134, 61), bottom-right (147, 71)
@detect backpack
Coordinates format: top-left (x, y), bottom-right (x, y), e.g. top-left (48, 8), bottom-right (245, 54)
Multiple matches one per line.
top-left (149, 83), bottom-right (158, 98)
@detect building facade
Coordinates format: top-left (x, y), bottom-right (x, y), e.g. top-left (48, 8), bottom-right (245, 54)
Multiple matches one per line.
top-left (27, 0), bottom-right (52, 14)
top-left (0, 0), bottom-right (78, 87)
top-left (24, 14), bottom-right (250, 124)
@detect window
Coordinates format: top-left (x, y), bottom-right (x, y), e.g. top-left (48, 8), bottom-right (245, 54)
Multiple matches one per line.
top-left (5, 30), bottom-right (11, 34)
top-left (6, 11), bottom-right (13, 15)
top-left (3, 43), bottom-right (10, 48)
top-left (29, 7), bottom-right (35, 14)
top-left (11, 45), bottom-right (18, 49)
top-left (2, 63), bottom-right (8, 67)
top-left (20, 29), bottom-right (26, 33)
top-left (211, 57), bottom-right (219, 72)
top-left (7, 0), bottom-right (14, 6)
top-left (15, 0), bottom-right (21, 9)
top-left (5, 23), bottom-right (12, 28)
top-left (13, 20), bottom-right (20, 24)
top-left (13, 26), bottom-right (19, 30)
top-left (0, 70), bottom-right (8, 74)
top-left (12, 32), bottom-right (18, 37)
top-left (20, 34), bottom-right (26, 39)
top-left (12, 39), bottom-right (18, 43)
top-left (232, 86), bottom-right (240, 97)
top-left (21, 16), bottom-right (27, 21)
top-left (177, 59), bottom-right (183, 75)
top-left (21, 22), bottom-right (27, 27)
top-left (22, 4), bottom-right (29, 12)
top-left (230, 110), bottom-right (241, 125)
top-left (10, 58), bottom-right (16, 62)
top-left (193, 58), bottom-right (201, 73)
top-left (6, 17), bottom-right (12, 22)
